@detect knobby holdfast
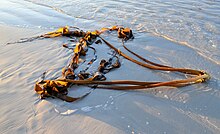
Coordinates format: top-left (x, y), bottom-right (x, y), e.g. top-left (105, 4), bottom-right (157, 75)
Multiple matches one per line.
top-left (9, 26), bottom-right (210, 102)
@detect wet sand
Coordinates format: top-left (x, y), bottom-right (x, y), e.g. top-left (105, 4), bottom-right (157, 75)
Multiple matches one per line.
top-left (1, 0), bottom-right (220, 133)
top-left (1, 24), bottom-right (220, 134)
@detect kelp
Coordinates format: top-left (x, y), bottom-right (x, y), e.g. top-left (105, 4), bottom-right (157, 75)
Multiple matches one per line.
top-left (9, 25), bottom-right (210, 102)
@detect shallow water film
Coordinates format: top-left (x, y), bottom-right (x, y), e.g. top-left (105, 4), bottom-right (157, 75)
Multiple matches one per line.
top-left (0, 0), bottom-right (220, 134)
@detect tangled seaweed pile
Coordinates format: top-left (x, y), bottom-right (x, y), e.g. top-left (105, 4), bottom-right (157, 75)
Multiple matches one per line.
top-left (8, 26), bottom-right (210, 102)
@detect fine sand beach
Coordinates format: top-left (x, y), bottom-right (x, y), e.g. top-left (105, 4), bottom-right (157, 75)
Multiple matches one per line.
top-left (0, 0), bottom-right (220, 134)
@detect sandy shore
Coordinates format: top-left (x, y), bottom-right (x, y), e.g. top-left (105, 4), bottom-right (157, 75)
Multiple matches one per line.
top-left (1, 0), bottom-right (220, 133)
top-left (1, 24), bottom-right (220, 134)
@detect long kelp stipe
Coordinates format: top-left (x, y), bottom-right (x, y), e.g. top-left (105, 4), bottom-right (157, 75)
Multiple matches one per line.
top-left (8, 26), bottom-right (210, 102)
